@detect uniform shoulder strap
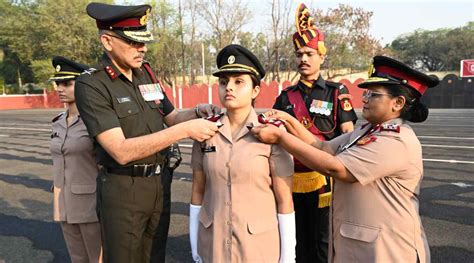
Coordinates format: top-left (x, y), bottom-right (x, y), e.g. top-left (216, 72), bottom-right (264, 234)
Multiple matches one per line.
top-left (142, 61), bottom-right (158, 83)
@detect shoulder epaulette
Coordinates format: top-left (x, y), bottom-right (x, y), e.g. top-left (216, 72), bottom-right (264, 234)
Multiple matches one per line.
top-left (52, 112), bottom-right (65, 123)
top-left (379, 123), bottom-right (401, 133)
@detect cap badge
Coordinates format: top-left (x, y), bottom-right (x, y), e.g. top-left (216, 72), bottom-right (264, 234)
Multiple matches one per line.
top-left (227, 55), bottom-right (235, 64)
top-left (367, 63), bottom-right (375, 77)
top-left (140, 9), bottom-right (151, 26)
top-left (55, 65), bottom-right (61, 72)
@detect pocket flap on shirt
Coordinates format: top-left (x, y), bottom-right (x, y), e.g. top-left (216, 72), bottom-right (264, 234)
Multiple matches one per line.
top-left (247, 217), bottom-right (278, 235)
top-left (115, 101), bottom-right (139, 118)
top-left (199, 209), bottom-right (213, 228)
top-left (340, 222), bottom-right (380, 243)
top-left (70, 184), bottom-right (96, 194)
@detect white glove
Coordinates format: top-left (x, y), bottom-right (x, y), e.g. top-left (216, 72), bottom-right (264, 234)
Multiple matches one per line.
top-left (278, 212), bottom-right (296, 263)
top-left (189, 204), bottom-right (203, 262)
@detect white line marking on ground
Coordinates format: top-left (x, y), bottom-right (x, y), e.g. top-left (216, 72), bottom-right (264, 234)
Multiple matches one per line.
top-left (419, 136), bottom-right (474, 140)
top-left (450, 182), bottom-right (473, 188)
top-left (0, 127), bottom-right (50, 132)
top-left (423, 158), bottom-right (474, 164)
top-left (421, 144), bottom-right (474, 149)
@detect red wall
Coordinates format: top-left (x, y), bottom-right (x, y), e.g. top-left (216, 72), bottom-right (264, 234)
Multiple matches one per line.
top-left (0, 79), bottom-right (365, 110)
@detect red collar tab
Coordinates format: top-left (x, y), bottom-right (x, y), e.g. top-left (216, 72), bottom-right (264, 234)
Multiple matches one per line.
top-left (377, 65), bottom-right (428, 95)
top-left (105, 66), bottom-right (119, 80)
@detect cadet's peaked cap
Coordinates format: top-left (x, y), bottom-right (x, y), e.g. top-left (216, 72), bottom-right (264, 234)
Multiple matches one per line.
top-left (359, 56), bottom-right (439, 95)
top-left (87, 2), bottom-right (153, 43)
top-left (292, 3), bottom-right (326, 55)
top-left (212, 44), bottom-right (266, 80)
top-left (49, 56), bottom-right (89, 82)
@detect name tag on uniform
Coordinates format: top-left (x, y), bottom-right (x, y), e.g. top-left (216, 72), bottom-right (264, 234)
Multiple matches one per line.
top-left (201, 146), bottom-right (216, 153)
top-left (138, 83), bottom-right (164, 101)
top-left (117, 96), bottom-right (131, 103)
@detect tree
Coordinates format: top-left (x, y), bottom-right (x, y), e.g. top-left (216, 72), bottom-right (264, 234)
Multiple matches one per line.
top-left (195, 0), bottom-right (251, 49)
top-left (0, 0), bottom-right (109, 89)
top-left (314, 4), bottom-right (382, 79)
top-left (389, 22), bottom-right (474, 71)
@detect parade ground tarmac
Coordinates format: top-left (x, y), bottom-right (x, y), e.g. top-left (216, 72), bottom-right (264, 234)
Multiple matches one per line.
top-left (0, 109), bottom-right (472, 262)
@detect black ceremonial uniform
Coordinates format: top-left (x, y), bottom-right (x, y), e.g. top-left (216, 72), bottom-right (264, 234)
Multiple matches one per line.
top-left (273, 75), bottom-right (357, 263)
top-left (75, 54), bottom-right (174, 263)
top-left (273, 76), bottom-right (357, 140)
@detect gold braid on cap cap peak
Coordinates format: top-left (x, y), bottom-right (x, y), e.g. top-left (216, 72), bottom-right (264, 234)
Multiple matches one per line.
top-left (294, 3), bottom-right (326, 55)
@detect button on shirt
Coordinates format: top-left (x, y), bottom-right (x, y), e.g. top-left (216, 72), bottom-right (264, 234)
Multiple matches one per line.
top-left (75, 54), bottom-right (174, 167)
top-left (191, 109), bottom-right (294, 262)
top-left (50, 112), bottom-right (99, 223)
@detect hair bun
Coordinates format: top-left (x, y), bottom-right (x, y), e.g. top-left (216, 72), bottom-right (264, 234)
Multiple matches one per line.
top-left (409, 102), bottom-right (429, 122)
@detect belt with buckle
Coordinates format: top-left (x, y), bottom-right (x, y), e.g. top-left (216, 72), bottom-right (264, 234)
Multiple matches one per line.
top-left (105, 164), bottom-right (162, 177)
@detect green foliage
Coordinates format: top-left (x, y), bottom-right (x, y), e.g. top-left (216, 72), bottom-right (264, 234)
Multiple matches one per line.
top-left (388, 22), bottom-right (474, 71)
top-left (0, 0), bottom-right (110, 88)
top-left (315, 4), bottom-right (382, 78)
top-left (30, 59), bottom-right (51, 89)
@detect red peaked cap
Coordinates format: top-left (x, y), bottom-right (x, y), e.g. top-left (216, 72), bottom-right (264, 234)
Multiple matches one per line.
top-left (359, 56), bottom-right (439, 95)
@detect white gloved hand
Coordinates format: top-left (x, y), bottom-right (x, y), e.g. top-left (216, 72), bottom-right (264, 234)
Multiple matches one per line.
top-left (189, 204), bottom-right (203, 262)
top-left (278, 212), bottom-right (296, 263)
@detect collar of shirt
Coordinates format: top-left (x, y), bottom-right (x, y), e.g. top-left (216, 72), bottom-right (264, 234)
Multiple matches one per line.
top-left (297, 75), bottom-right (327, 92)
top-left (217, 108), bottom-right (260, 144)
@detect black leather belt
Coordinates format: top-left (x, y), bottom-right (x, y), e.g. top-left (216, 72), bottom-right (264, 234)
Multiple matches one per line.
top-left (105, 164), bottom-right (162, 177)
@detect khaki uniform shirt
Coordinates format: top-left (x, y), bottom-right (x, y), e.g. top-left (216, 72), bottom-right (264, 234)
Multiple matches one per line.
top-left (325, 118), bottom-right (430, 262)
top-left (50, 112), bottom-right (99, 224)
top-left (191, 109), bottom-right (294, 262)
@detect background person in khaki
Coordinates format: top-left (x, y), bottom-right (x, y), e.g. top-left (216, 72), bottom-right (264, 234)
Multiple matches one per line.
top-left (75, 3), bottom-right (219, 262)
top-left (189, 45), bottom-right (296, 262)
top-left (251, 55), bottom-right (438, 262)
top-left (49, 56), bottom-right (102, 262)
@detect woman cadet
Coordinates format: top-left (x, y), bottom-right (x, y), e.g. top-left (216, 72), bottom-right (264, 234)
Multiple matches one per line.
top-left (50, 56), bottom-right (102, 262)
top-left (189, 44), bottom-right (296, 262)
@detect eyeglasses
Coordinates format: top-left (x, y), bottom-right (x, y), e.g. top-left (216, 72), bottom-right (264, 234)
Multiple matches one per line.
top-left (362, 90), bottom-right (392, 100)
top-left (105, 34), bottom-right (144, 48)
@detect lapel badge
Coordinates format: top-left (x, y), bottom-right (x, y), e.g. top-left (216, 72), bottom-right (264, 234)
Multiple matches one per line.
top-left (357, 135), bottom-right (376, 146)
top-left (227, 55), bottom-right (235, 64)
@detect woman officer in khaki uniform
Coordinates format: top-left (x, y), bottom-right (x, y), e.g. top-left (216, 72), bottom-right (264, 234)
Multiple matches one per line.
top-left (189, 45), bottom-right (296, 262)
top-left (252, 56), bottom-right (438, 262)
top-left (50, 56), bottom-right (102, 262)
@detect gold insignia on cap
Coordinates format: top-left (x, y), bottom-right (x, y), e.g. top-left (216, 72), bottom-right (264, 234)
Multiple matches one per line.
top-left (140, 9), bottom-right (150, 26)
top-left (55, 65), bottom-right (61, 72)
top-left (367, 63), bottom-right (375, 77)
top-left (227, 55), bottom-right (235, 64)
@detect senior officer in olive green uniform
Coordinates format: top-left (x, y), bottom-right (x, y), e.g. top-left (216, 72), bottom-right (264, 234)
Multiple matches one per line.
top-left (75, 3), bottom-right (220, 263)
top-left (272, 4), bottom-right (357, 262)
top-left (50, 56), bottom-right (102, 262)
